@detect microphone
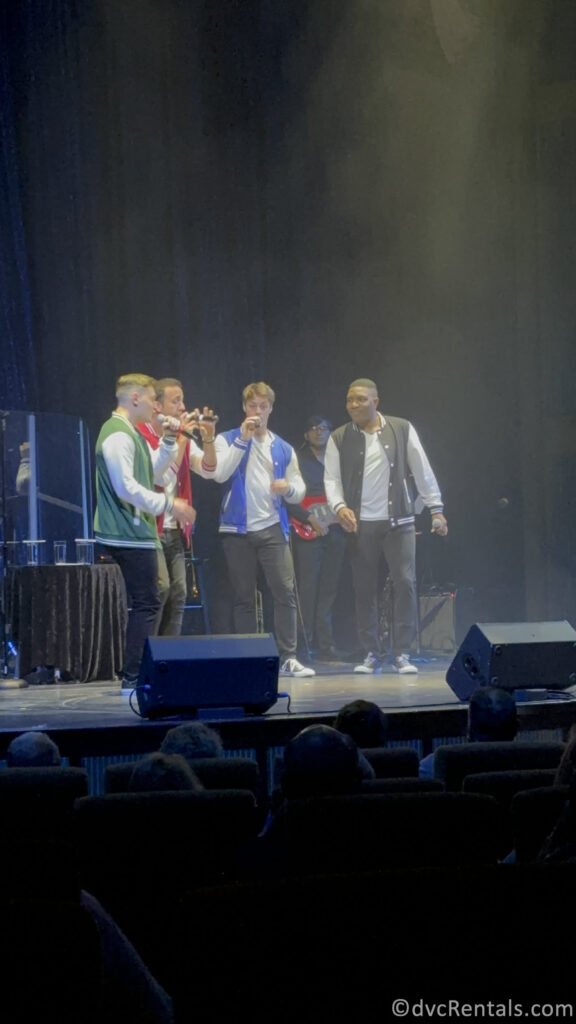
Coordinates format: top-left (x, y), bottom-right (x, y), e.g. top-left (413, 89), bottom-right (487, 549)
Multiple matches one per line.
top-left (431, 516), bottom-right (444, 532)
top-left (156, 413), bottom-right (181, 433)
top-left (157, 412), bottom-right (219, 440)
top-left (184, 411), bottom-right (219, 425)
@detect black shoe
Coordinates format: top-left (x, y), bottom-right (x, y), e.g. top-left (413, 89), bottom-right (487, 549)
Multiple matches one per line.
top-left (23, 665), bottom-right (55, 685)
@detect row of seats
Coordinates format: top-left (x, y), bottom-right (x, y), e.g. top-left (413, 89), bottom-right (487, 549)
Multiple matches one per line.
top-left (0, 762), bottom-right (570, 870)
top-left (1, 742), bottom-right (573, 1020)
top-left (6, 840), bottom-right (573, 1019)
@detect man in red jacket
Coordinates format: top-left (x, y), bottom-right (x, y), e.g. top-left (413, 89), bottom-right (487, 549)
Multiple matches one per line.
top-left (138, 377), bottom-right (217, 635)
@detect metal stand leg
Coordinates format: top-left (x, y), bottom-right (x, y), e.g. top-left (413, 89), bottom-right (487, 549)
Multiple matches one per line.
top-left (184, 554), bottom-right (211, 634)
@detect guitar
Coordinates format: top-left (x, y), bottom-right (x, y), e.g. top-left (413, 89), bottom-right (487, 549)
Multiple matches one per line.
top-left (290, 497), bottom-right (340, 541)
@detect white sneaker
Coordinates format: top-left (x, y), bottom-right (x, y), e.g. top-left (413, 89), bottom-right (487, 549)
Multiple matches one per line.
top-left (393, 654), bottom-right (418, 675)
top-left (353, 652), bottom-right (382, 674)
top-left (280, 657), bottom-right (316, 678)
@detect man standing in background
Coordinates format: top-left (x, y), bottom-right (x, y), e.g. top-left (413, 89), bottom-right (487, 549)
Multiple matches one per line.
top-left (290, 415), bottom-right (347, 661)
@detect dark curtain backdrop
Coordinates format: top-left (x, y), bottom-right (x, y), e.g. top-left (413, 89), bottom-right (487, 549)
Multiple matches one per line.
top-left (1, 0), bottom-right (575, 623)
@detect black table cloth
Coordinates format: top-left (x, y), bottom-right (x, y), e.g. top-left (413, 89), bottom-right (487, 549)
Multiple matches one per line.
top-left (9, 564), bottom-right (128, 682)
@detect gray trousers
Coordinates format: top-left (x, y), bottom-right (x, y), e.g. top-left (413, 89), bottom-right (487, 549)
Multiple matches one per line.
top-left (221, 524), bottom-right (297, 661)
top-left (349, 521), bottom-right (417, 657)
top-left (156, 529), bottom-right (187, 636)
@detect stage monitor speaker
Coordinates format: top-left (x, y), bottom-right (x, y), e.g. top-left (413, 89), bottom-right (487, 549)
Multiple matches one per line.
top-left (136, 633), bottom-right (279, 719)
top-left (446, 620), bottom-right (576, 702)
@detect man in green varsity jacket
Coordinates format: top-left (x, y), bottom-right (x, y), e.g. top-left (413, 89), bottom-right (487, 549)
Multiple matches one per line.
top-left (94, 373), bottom-right (196, 690)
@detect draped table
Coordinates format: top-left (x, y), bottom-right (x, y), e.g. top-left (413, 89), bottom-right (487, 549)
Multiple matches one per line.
top-left (9, 564), bottom-right (128, 682)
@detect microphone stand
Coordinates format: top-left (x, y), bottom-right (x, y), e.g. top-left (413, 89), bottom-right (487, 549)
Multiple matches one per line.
top-left (0, 411), bottom-right (27, 688)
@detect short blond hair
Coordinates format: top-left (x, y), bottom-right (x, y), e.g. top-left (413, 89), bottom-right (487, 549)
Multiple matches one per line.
top-left (242, 381), bottom-right (275, 406)
top-left (115, 374), bottom-right (157, 403)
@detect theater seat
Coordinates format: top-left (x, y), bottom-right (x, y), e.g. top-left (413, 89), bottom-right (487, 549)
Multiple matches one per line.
top-left (263, 791), bottom-right (504, 872)
top-left (361, 746), bottom-right (419, 777)
top-left (511, 785), bottom-right (569, 862)
top-left (433, 741), bottom-right (564, 791)
top-left (462, 768), bottom-right (557, 807)
top-left (105, 756), bottom-right (262, 801)
top-left (0, 767), bottom-right (89, 843)
top-left (361, 777), bottom-right (444, 793)
top-left (74, 788), bottom-right (258, 907)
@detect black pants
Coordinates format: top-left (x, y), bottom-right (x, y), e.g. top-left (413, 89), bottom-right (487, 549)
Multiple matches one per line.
top-left (221, 524), bottom-right (297, 661)
top-left (293, 526), bottom-right (347, 652)
top-left (105, 546), bottom-right (160, 678)
top-left (348, 521), bottom-right (417, 657)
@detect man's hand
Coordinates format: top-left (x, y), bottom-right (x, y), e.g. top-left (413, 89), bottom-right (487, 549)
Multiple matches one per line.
top-left (337, 507), bottom-right (358, 533)
top-left (240, 416), bottom-right (261, 440)
top-left (182, 407), bottom-right (218, 442)
top-left (308, 514), bottom-right (328, 537)
top-left (172, 498), bottom-right (197, 527)
top-left (431, 513), bottom-right (448, 536)
top-left (271, 478), bottom-right (290, 496)
top-left (160, 415), bottom-right (181, 436)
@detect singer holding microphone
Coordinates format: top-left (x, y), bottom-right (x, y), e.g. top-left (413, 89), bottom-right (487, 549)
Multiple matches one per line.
top-left (94, 374), bottom-right (197, 690)
top-left (137, 377), bottom-right (218, 637)
top-left (209, 381), bottom-right (315, 678)
top-left (324, 378), bottom-right (447, 676)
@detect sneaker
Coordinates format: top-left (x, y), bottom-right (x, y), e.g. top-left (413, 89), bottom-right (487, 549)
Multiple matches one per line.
top-left (120, 673), bottom-right (139, 693)
top-left (392, 654), bottom-right (418, 675)
top-left (279, 657), bottom-right (316, 678)
top-left (353, 652), bottom-right (382, 674)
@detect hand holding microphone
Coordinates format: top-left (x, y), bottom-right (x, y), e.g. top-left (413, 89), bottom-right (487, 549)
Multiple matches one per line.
top-left (156, 413), bottom-right (181, 435)
top-left (431, 514), bottom-right (448, 536)
top-left (181, 407), bottom-right (219, 442)
top-left (240, 415), bottom-right (261, 440)
top-left (157, 409), bottom-right (219, 441)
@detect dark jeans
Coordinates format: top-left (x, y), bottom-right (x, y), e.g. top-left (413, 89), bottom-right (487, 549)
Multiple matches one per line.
top-left (156, 529), bottom-right (187, 636)
top-left (105, 546), bottom-right (161, 678)
top-left (348, 521), bottom-right (417, 657)
top-left (221, 524), bottom-right (297, 661)
top-left (293, 526), bottom-right (347, 652)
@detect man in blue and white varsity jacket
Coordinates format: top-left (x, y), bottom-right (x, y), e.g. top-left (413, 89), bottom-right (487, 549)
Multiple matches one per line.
top-left (211, 381), bottom-right (315, 678)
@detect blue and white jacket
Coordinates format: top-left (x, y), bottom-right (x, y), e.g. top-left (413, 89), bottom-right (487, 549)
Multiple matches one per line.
top-left (213, 428), bottom-right (305, 540)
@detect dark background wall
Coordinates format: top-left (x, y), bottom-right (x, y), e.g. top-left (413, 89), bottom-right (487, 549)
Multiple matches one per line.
top-left (1, 0), bottom-right (575, 626)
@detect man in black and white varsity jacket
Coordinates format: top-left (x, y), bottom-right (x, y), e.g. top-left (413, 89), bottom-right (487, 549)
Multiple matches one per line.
top-left (324, 378), bottom-right (448, 676)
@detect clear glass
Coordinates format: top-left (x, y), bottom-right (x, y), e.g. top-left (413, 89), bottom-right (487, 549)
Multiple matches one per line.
top-left (75, 539), bottom-right (95, 565)
top-left (0, 411), bottom-right (92, 567)
top-left (22, 540), bottom-right (45, 566)
top-left (53, 540), bottom-right (67, 564)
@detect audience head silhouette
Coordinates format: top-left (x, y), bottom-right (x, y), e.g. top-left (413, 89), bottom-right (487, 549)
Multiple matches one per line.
top-left (6, 731), bottom-right (62, 767)
top-left (160, 722), bottom-right (224, 762)
top-left (128, 752), bottom-right (204, 792)
top-left (281, 725), bottom-right (363, 799)
top-left (334, 699), bottom-right (388, 748)
top-left (467, 687), bottom-right (518, 742)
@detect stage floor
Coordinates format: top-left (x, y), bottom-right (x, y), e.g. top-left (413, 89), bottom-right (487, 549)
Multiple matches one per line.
top-left (0, 655), bottom-right (460, 733)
